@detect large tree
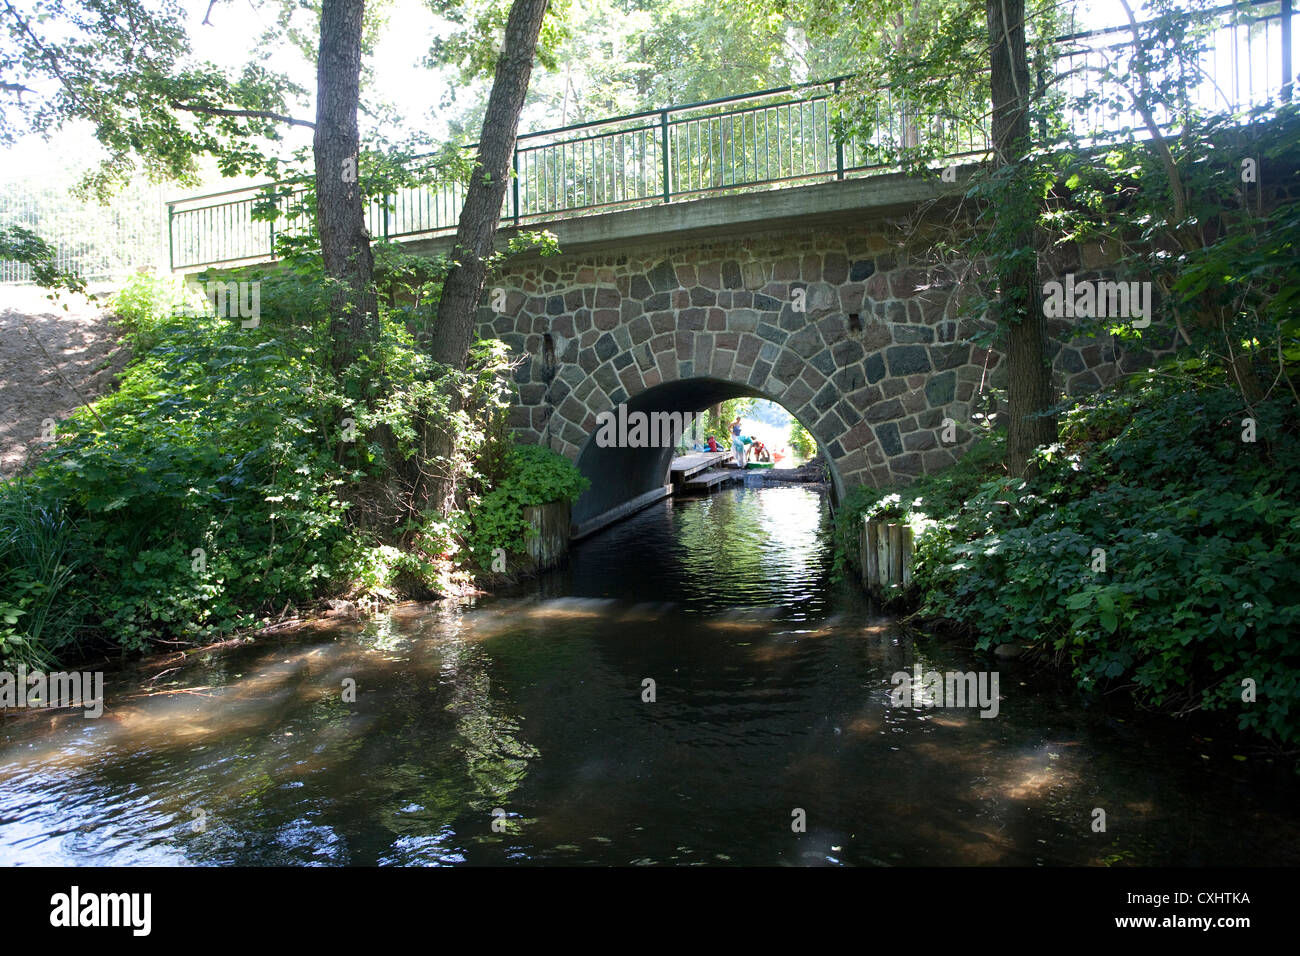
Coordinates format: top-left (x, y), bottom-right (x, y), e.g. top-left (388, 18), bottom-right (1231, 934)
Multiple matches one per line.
top-left (417, 0), bottom-right (551, 515)
top-left (986, 0), bottom-right (1055, 474)
top-left (431, 0), bottom-right (550, 371)
top-left (314, 0), bottom-right (378, 375)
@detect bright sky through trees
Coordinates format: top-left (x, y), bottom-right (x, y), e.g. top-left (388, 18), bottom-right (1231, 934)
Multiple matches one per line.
top-left (0, 1), bottom-right (1257, 200)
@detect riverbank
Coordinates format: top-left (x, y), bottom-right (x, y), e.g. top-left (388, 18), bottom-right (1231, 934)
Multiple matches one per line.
top-left (760, 455), bottom-right (828, 485)
top-left (834, 372), bottom-right (1300, 759)
top-left (0, 273), bottom-right (587, 674)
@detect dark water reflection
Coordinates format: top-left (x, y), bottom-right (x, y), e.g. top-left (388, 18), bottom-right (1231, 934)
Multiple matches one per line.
top-left (1, 483), bottom-right (1297, 865)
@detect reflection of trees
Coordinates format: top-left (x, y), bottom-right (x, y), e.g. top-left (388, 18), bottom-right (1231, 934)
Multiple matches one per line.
top-left (674, 493), bottom-right (766, 582)
top-left (331, 637), bottom-right (542, 858)
top-left (671, 487), bottom-right (830, 612)
top-left (106, 626), bottom-right (545, 863)
top-left (440, 645), bottom-right (539, 813)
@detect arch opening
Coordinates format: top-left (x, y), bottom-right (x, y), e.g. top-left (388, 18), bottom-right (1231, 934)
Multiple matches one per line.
top-left (570, 377), bottom-right (843, 529)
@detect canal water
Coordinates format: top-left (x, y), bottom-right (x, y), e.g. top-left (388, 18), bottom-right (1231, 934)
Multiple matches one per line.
top-left (1, 483), bottom-right (1297, 866)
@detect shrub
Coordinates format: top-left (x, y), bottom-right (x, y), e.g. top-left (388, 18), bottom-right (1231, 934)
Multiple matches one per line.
top-left (0, 483), bottom-right (86, 668)
top-left (835, 375), bottom-right (1300, 747)
top-left (106, 272), bottom-right (194, 353)
top-left (465, 444), bottom-right (588, 570)
top-left (0, 268), bottom-right (526, 664)
top-left (22, 287), bottom-right (351, 651)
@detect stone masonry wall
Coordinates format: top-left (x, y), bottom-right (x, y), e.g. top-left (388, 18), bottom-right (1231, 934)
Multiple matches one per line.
top-left (475, 218), bottom-right (1177, 491)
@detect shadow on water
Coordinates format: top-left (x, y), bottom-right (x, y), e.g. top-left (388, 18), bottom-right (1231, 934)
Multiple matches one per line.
top-left (1, 483), bottom-right (1298, 865)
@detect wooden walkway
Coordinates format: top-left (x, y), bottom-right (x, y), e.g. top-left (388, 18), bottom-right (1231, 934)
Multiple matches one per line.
top-left (669, 450), bottom-right (734, 483)
top-left (573, 452), bottom-right (740, 538)
top-left (681, 469), bottom-right (742, 492)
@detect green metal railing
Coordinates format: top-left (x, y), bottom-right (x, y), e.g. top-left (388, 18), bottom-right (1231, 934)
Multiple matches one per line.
top-left (2, 178), bottom-right (168, 283)
top-left (167, 0), bottom-right (1294, 272)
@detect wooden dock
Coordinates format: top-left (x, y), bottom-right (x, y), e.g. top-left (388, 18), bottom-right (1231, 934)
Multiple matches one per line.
top-left (681, 469), bottom-right (742, 492)
top-left (670, 450), bottom-right (734, 484)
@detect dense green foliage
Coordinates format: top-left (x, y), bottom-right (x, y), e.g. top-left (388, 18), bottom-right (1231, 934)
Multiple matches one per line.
top-left (815, 0), bottom-right (1300, 753)
top-left (464, 443), bottom-right (589, 570)
top-left (1048, 80), bottom-right (1300, 420)
top-left (788, 419), bottom-right (817, 459)
top-left (0, 268), bottom-right (583, 667)
top-left (3, 271), bottom-right (359, 656)
top-left (837, 377), bottom-right (1300, 748)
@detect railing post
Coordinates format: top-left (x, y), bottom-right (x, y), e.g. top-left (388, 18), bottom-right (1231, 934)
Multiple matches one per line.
top-left (512, 147), bottom-right (521, 224)
top-left (660, 108), bottom-right (672, 203)
top-left (166, 202), bottom-right (175, 273)
top-left (1284, 0), bottom-right (1294, 103)
top-left (834, 79), bottom-right (845, 180)
top-left (382, 194), bottom-right (390, 240)
top-left (266, 190), bottom-right (276, 260)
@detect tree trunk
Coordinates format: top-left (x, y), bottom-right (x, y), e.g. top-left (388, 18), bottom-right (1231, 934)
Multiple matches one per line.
top-left (315, 0), bottom-right (377, 375)
top-left (420, 0), bottom-right (550, 515)
top-left (430, 0), bottom-right (550, 372)
top-left (987, 0), bottom-right (1056, 476)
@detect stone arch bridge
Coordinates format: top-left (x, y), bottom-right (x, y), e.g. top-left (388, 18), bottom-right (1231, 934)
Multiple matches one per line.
top-left (446, 175), bottom-right (1173, 534)
top-left (165, 7), bottom-right (1287, 534)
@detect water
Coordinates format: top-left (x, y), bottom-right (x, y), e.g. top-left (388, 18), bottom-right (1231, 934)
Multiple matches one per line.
top-left (1, 484), bottom-right (1297, 866)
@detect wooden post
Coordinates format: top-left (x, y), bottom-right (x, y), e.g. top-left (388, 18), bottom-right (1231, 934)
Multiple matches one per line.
top-left (861, 517), bottom-right (915, 597)
top-left (876, 520), bottom-right (891, 588)
top-left (522, 500), bottom-right (572, 572)
top-left (901, 525), bottom-right (914, 587)
top-left (864, 516), bottom-right (880, 588)
top-left (888, 523), bottom-right (903, 587)
top-left (859, 515), bottom-right (869, 586)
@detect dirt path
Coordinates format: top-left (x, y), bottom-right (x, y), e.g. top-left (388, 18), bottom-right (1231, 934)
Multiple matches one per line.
top-left (0, 285), bottom-right (128, 478)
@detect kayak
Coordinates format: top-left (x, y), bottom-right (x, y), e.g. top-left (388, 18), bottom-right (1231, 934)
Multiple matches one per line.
top-left (745, 461), bottom-right (775, 469)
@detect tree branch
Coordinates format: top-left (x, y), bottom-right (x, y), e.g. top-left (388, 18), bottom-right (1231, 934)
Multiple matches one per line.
top-left (1118, 0), bottom-right (1192, 247)
top-left (171, 100), bottom-right (316, 129)
top-left (3, 0), bottom-right (81, 110)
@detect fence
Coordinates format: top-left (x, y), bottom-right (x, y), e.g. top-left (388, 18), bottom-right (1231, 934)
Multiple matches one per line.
top-left (166, 0), bottom-right (1293, 271)
top-left (1, 177), bottom-right (169, 284)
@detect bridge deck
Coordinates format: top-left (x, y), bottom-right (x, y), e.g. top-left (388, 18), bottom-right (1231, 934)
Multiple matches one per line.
top-left (163, 3), bottom-right (1286, 273)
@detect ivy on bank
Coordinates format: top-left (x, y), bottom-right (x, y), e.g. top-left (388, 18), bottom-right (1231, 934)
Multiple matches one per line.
top-left (835, 375), bottom-right (1300, 749)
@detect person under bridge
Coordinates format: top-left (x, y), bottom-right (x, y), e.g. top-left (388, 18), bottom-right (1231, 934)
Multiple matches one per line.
top-left (730, 416), bottom-right (746, 468)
